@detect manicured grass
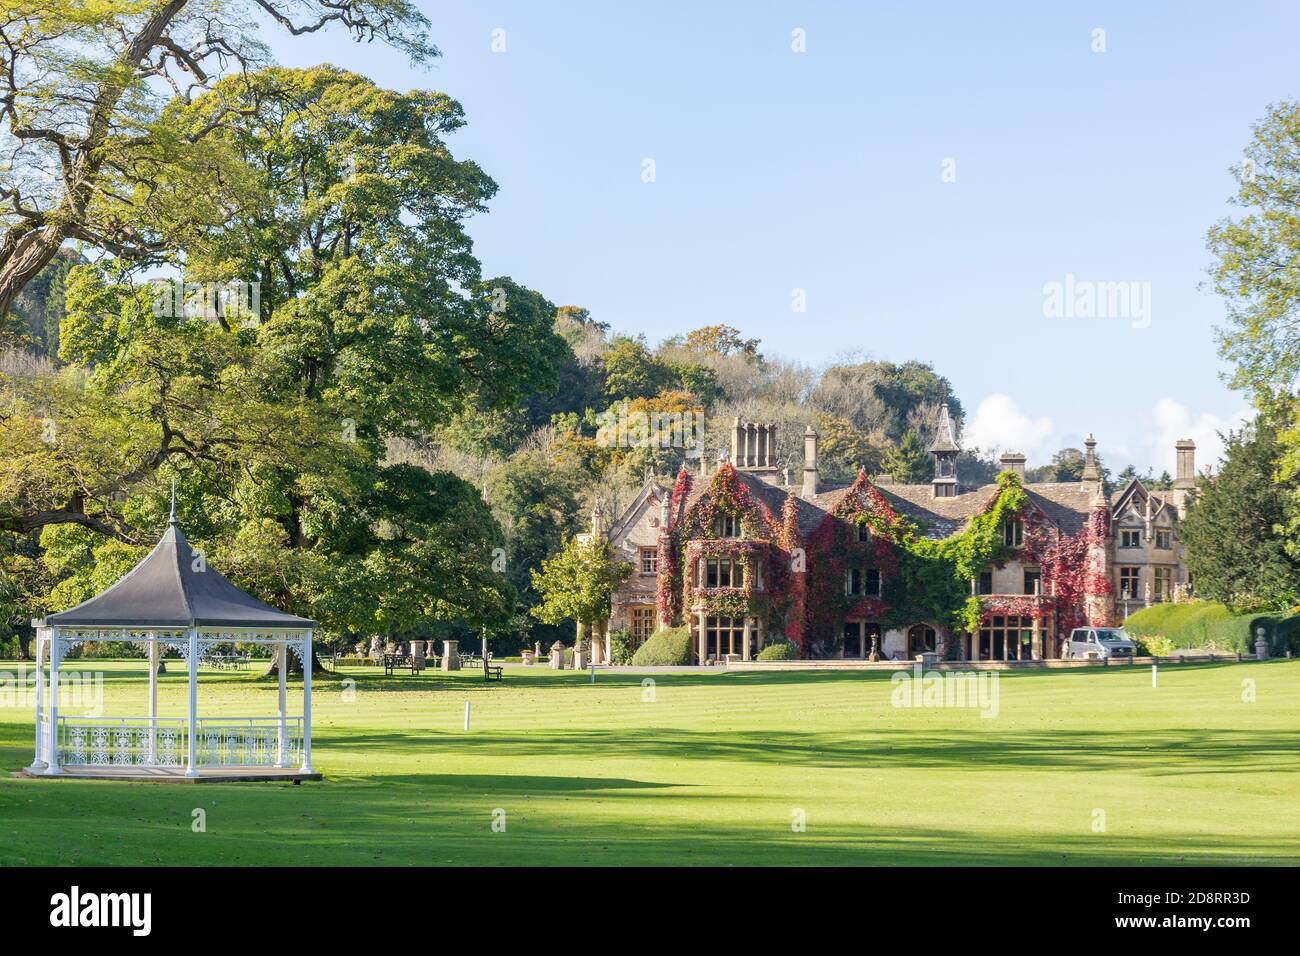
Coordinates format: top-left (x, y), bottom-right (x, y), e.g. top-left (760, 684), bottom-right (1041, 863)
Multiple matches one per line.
top-left (1, 659), bottom-right (1297, 865)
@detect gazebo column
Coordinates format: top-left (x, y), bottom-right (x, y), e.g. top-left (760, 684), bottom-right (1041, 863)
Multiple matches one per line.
top-left (185, 628), bottom-right (198, 777)
top-left (46, 628), bottom-right (61, 774)
top-left (300, 631), bottom-right (314, 774)
top-left (276, 642), bottom-right (288, 767)
top-left (29, 630), bottom-right (47, 772)
top-left (147, 636), bottom-right (159, 764)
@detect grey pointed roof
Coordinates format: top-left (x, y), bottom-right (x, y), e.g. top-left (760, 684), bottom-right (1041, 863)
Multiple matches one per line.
top-left (927, 403), bottom-right (961, 453)
top-left (45, 518), bottom-right (315, 630)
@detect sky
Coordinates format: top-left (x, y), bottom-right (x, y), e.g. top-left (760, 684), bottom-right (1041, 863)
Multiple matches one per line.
top-left (265, 1), bottom-right (1300, 475)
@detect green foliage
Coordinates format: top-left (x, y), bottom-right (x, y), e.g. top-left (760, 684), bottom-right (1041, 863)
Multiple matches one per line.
top-left (608, 629), bottom-right (636, 665)
top-left (629, 626), bottom-right (692, 666)
top-left (879, 473), bottom-right (1026, 632)
top-left (1118, 600), bottom-right (1296, 655)
top-left (756, 639), bottom-right (798, 661)
top-left (530, 536), bottom-right (631, 628)
top-left (1207, 101), bottom-right (1300, 396)
top-left (1180, 418), bottom-right (1299, 613)
top-left (881, 429), bottom-right (930, 483)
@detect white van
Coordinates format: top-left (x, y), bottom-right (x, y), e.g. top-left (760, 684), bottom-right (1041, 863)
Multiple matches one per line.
top-left (1067, 627), bottom-right (1137, 660)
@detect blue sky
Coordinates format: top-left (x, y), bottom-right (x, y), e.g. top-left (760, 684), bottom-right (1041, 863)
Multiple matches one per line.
top-left (267, 1), bottom-right (1299, 474)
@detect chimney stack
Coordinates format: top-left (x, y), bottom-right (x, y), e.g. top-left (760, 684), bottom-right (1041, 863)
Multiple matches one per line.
top-left (1174, 439), bottom-right (1196, 489)
top-left (802, 425), bottom-right (819, 498)
top-left (999, 452), bottom-right (1026, 479)
top-left (1081, 433), bottom-right (1104, 499)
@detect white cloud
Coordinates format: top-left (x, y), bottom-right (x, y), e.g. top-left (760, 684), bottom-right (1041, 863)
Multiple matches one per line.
top-left (1134, 398), bottom-right (1250, 476)
top-left (962, 393), bottom-right (1054, 458)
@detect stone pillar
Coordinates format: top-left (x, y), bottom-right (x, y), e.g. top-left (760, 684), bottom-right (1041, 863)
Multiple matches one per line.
top-left (549, 641), bottom-right (565, 669)
top-left (697, 610), bottom-right (708, 664)
top-left (1255, 627), bottom-right (1269, 660)
top-left (410, 640), bottom-right (426, 671)
top-left (441, 640), bottom-right (460, 671)
top-left (368, 635), bottom-right (383, 659)
top-left (534, 641), bottom-right (543, 659)
top-left (742, 618), bottom-right (752, 661)
top-left (573, 642), bottom-right (588, 669)
top-left (1031, 619), bottom-right (1041, 661)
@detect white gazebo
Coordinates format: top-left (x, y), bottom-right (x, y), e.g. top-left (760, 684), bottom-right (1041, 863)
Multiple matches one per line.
top-left (27, 503), bottom-right (317, 781)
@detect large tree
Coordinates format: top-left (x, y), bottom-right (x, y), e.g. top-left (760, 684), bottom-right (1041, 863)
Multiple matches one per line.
top-left (0, 0), bottom-right (435, 328)
top-left (1207, 100), bottom-right (1300, 567)
top-left (1180, 417), bottom-right (1299, 613)
top-left (9, 65), bottom-right (565, 658)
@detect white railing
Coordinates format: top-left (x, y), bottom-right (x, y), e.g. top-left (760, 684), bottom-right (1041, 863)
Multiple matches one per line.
top-left (196, 717), bottom-right (302, 768)
top-left (56, 715), bottom-right (302, 769)
top-left (60, 716), bottom-right (186, 768)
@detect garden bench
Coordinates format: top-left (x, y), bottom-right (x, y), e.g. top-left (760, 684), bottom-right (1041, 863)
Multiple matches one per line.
top-left (484, 662), bottom-right (503, 682)
top-left (383, 653), bottom-right (418, 676)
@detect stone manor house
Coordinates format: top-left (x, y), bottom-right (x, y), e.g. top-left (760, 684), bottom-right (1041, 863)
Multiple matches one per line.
top-left (585, 406), bottom-right (1197, 664)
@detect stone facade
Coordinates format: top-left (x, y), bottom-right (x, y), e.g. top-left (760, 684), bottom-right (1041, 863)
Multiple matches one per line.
top-left (596, 406), bottom-right (1195, 664)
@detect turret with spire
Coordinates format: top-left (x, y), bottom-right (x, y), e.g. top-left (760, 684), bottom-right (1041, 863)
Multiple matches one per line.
top-left (928, 403), bottom-right (960, 498)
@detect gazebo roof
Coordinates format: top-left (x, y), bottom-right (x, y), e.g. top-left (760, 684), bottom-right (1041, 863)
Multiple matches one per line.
top-left (45, 517), bottom-right (315, 630)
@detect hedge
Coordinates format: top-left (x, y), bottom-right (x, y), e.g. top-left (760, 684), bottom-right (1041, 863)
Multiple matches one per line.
top-left (756, 640), bottom-right (798, 661)
top-left (1123, 600), bottom-right (1300, 655)
top-left (630, 626), bottom-right (693, 666)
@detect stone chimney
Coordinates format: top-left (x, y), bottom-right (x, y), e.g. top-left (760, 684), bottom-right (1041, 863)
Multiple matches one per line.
top-left (659, 491), bottom-right (670, 529)
top-left (590, 505), bottom-right (604, 539)
top-left (1081, 434), bottom-right (1103, 498)
top-left (1172, 438), bottom-right (1196, 517)
top-left (802, 424), bottom-right (819, 498)
top-left (1174, 439), bottom-right (1195, 489)
top-left (999, 451), bottom-right (1026, 479)
top-left (730, 418), bottom-right (779, 479)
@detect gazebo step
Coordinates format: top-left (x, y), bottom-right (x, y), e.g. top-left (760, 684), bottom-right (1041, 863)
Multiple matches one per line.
top-left (13, 767), bottom-right (322, 784)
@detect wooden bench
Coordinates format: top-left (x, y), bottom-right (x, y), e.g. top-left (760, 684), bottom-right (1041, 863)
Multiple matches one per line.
top-left (383, 653), bottom-right (418, 676)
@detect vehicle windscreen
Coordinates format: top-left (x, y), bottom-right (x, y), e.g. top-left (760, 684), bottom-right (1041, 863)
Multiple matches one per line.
top-left (1096, 629), bottom-right (1128, 642)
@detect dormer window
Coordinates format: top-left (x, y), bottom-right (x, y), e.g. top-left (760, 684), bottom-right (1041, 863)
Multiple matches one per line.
top-left (1120, 529), bottom-right (1140, 549)
top-left (714, 514), bottom-right (740, 538)
top-left (1155, 529), bottom-right (1172, 550)
top-left (856, 524), bottom-right (872, 544)
top-left (1002, 519), bottom-right (1023, 547)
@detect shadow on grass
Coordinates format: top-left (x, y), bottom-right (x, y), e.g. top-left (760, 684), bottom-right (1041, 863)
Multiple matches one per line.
top-left (316, 724), bottom-right (1300, 777)
top-left (1, 769), bottom-right (1293, 866)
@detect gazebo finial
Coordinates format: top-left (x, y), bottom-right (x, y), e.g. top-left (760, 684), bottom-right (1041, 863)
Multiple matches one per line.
top-left (169, 478), bottom-right (177, 525)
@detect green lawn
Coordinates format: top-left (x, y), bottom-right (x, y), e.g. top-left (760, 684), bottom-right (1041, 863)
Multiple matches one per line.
top-left (1, 659), bottom-right (1297, 866)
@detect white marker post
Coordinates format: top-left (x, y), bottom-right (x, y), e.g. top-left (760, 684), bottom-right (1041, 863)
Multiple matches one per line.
top-left (464, 700), bottom-right (471, 731)
top-left (590, 661), bottom-right (596, 684)
top-left (1151, 663), bottom-right (1157, 688)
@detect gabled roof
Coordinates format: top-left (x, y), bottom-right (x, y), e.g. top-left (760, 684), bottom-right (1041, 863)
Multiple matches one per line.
top-left (1111, 478), bottom-right (1174, 523)
top-left (45, 519), bottom-right (316, 630)
top-left (606, 475), bottom-right (674, 542)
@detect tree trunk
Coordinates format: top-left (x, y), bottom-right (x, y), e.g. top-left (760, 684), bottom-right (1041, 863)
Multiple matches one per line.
top-left (260, 647), bottom-right (328, 677)
top-left (0, 224), bottom-right (69, 320)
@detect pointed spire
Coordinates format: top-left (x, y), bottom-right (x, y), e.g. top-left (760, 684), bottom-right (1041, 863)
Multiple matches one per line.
top-left (927, 403), bottom-right (960, 453)
top-left (168, 479), bottom-right (177, 525)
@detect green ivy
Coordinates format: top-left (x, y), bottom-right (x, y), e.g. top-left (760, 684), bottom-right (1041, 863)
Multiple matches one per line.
top-left (865, 472), bottom-right (1028, 632)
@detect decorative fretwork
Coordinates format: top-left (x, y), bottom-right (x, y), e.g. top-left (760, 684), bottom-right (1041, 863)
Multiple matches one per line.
top-left (196, 718), bottom-right (301, 768)
top-left (59, 717), bottom-right (188, 768)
